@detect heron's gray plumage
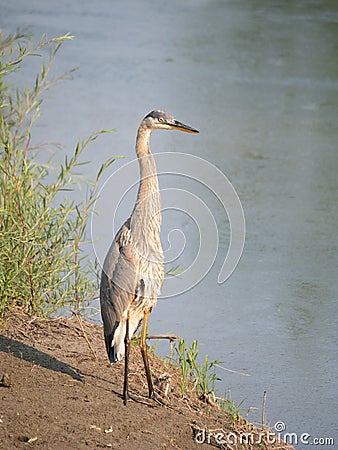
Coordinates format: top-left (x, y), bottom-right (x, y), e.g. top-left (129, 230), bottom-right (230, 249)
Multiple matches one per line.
top-left (100, 218), bottom-right (138, 362)
top-left (99, 110), bottom-right (198, 402)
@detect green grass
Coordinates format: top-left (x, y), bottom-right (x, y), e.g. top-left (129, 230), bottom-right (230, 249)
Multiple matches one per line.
top-left (217, 392), bottom-right (247, 421)
top-left (174, 338), bottom-right (246, 420)
top-left (0, 30), bottom-right (117, 317)
top-left (175, 338), bottom-right (221, 398)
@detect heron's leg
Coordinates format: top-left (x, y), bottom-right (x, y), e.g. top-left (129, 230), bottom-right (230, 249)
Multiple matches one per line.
top-left (140, 308), bottom-right (154, 398)
top-left (123, 313), bottom-right (130, 405)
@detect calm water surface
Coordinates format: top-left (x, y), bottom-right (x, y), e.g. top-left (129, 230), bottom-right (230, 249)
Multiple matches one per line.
top-left (2, 1), bottom-right (338, 446)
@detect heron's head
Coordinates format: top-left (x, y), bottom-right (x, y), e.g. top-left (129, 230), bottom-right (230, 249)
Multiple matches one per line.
top-left (143, 110), bottom-right (199, 134)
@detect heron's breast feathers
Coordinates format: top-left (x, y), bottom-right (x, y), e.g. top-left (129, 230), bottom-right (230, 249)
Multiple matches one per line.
top-left (117, 224), bottom-right (164, 301)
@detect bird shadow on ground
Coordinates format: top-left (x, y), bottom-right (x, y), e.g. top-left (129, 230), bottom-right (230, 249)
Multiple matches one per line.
top-left (0, 334), bottom-right (83, 381)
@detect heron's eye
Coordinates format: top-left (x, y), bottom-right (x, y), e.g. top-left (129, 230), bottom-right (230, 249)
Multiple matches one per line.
top-left (158, 117), bottom-right (164, 123)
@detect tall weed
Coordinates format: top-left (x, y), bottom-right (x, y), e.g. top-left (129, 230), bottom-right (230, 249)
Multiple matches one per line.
top-left (0, 31), bottom-right (116, 316)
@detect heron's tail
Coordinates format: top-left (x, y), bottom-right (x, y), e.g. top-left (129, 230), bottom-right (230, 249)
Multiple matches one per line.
top-left (108, 347), bottom-right (123, 364)
top-left (105, 314), bottom-right (143, 363)
top-left (105, 321), bottom-right (125, 363)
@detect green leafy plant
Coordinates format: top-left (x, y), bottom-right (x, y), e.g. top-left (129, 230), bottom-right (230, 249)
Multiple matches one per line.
top-left (217, 392), bottom-right (246, 421)
top-left (175, 338), bottom-right (247, 420)
top-left (175, 337), bottom-right (221, 398)
top-left (0, 30), bottom-right (117, 317)
top-left (193, 353), bottom-right (221, 398)
top-left (177, 337), bottom-right (193, 395)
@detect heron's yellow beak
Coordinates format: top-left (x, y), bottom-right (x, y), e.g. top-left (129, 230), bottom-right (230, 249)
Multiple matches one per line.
top-left (172, 120), bottom-right (199, 134)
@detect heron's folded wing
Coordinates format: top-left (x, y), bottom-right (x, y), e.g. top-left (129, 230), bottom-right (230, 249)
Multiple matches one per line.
top-left (100, 220), bottom-right (140, 350)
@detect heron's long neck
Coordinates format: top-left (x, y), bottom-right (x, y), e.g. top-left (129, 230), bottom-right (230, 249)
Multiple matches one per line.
top-left (131, 125), bottom-right (162, 252)
top-left (135, 126), bottom-right (160, 207)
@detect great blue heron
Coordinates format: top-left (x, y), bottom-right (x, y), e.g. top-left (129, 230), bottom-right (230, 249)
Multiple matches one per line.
top-left (100, 110), bottom-right (199, 404)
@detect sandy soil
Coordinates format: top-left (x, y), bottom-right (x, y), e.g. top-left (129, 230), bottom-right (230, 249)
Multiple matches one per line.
top-left (0, 313), bottom-right (293, 450)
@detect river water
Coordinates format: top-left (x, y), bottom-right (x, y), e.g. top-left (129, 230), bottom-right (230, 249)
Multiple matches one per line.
top-left (2, 1), bottom-right (338, 446)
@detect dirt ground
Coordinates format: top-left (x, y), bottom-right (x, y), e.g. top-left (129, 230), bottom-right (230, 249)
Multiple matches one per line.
top-left (0, 313), bottom-right (294, 450)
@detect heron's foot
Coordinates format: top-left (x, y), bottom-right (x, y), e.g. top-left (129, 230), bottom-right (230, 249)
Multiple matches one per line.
top-left (149, 390), bottom-right (167, 407)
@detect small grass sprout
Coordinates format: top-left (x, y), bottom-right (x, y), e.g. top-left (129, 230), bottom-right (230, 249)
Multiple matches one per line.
top-left (175, 338), bottom-right (221, 399)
